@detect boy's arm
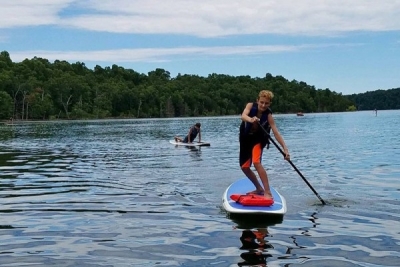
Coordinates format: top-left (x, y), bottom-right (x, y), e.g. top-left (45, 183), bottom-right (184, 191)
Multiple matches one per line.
top-left (241, 103), bottom-right (256, 123)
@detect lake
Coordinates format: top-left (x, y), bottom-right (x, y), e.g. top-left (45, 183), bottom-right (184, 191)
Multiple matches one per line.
top-left (0, 110), bottom-right (399, 266)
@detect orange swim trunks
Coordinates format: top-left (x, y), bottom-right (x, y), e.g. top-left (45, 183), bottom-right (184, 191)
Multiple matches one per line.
top-left (240, 143), bottom-right (263, 168)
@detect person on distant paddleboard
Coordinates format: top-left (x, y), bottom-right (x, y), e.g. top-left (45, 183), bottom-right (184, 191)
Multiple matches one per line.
top-left (175, 122), bottom-right (202, 143)
top-left (239, 90), bottom-right (290, 199)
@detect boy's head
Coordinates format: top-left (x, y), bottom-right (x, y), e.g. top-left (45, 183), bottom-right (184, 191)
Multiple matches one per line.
top-left (258, 90), bottom-right (274, 101)
top-left (257, 90), bottom-right (273, 111)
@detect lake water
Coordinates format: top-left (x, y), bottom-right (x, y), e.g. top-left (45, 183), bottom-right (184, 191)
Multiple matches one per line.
top-left (0, 110), bottom-right (399, 267)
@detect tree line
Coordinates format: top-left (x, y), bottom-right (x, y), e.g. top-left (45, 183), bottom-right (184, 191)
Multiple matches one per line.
top-left (346, 88), bottom-right (400, 111)
top-left (1, 50), bottom-right (396, 121)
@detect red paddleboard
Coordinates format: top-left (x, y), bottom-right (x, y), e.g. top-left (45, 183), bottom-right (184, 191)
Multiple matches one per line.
top-left (230, 194), bottom-right (274, 207)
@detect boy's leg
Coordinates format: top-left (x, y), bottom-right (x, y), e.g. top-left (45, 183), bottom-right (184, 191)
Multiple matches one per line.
top-left (253, 163), bottom-right (272, 198)
top-left (240, 138), bottom-right (264, 194)
top-left (252, 143), bottom-right (273, 199)
top-left (241, 166), bottom-right (264, 195)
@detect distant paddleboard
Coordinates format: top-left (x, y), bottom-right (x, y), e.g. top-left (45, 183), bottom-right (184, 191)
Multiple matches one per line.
top-left (222, 178), bottom-right (287, 216)
top-left (169, 140), bottom-right (211, 147)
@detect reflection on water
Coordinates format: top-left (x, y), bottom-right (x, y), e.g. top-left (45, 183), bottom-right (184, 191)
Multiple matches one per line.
top-left (1, 111), bottom-right (400, 266)
top-left (238, 228), bottom-right (272, 266)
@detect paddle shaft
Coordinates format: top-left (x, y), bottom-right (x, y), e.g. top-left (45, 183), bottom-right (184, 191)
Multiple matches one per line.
top-left (267, 135), bottom-right (326, 205)
top-left (257, 122), bottom-right (326, 205)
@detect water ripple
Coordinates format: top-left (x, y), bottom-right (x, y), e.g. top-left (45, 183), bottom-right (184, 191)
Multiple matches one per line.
top-left (1, 112), bottom-right (400, 266)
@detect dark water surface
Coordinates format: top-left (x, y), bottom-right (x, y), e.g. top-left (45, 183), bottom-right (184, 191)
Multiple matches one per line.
top-left (1, 111), bottom-right (399, 266)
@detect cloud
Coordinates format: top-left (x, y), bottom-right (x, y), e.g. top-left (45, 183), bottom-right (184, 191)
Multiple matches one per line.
top-left (0, 0), bottom-right (74, 27)
top-left (9, 45), bottom-right (298, 63)
top-left (9, 43), bottom-right (358, 64)
top-left (1, 0), bottom-right (400, 37)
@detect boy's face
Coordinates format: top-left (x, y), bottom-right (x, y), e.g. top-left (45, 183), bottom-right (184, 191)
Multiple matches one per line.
top-left (257, 96), bottom-right (271, 111)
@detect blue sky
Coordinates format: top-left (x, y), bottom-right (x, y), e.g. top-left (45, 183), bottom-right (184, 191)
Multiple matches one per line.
top-left (1, 0), bottom-right (400, 95)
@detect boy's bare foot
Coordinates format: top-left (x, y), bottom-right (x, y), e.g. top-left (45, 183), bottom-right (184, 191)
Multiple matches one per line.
top-left (264, 192), bottom-right (273, 199)
top-left (246, 189), bottom-right (264, 196)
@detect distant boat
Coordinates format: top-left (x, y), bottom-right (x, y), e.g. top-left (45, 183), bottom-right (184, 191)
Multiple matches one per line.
top-left (296, 112), bottom-right (304, 116)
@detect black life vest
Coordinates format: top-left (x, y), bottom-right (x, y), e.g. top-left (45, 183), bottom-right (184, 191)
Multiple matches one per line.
top-left (189, 126), bottom-right (199, 140)
top-left (240, 102), bottom-right (272, 148)
top-left (183, 125), bottom-right (199, 142)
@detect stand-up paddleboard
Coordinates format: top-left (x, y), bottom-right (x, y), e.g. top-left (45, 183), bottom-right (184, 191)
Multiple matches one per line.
top-left (222, 178), bottom-right (287, 216)
top-left (169, 140), bottom-right (211, 147)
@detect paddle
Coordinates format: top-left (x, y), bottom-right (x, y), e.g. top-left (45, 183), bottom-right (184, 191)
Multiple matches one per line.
top-left (259, 123), bottom-right (326, 205)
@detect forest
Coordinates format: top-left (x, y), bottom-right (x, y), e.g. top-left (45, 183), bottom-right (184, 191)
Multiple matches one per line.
top-left (346, 88), bottom-right (400, 111)
top-left (0, 50), bottom-right (398, 121)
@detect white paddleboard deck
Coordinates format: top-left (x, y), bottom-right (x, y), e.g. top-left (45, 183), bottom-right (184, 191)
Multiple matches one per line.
top-left (222, 178), bottom-right (287, 215)
top-left (169, 140), bottom-right (210, 147)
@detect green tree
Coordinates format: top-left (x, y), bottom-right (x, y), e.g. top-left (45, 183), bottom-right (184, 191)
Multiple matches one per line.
top-left (0, 91), bottom-right (13, 119)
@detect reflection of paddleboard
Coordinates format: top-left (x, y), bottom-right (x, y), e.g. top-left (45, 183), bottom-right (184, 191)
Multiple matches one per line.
top-left (222, 178), bottom-right (287, 216)
top-left (169, 140), bottom-right (211, 147)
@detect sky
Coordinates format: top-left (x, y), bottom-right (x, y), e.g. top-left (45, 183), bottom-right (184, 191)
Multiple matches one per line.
top-left (1, 0), bottom-right (400, 95)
